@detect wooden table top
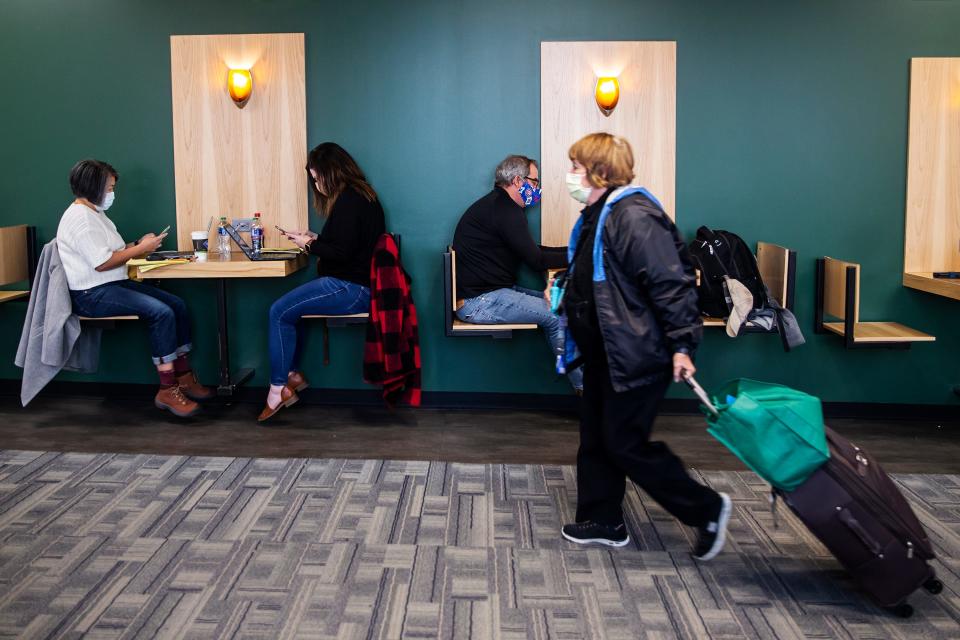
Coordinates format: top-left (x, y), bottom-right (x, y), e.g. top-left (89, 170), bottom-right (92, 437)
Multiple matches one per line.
top-left (129, 253), bottom-right (308, 280)
top-left (903, 272), bottom-right (960, 302)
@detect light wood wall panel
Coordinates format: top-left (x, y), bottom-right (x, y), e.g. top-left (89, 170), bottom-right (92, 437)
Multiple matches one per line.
top-left (0, 225), bottom-right (28, 285)
top-left (170, 33), bottom-right (307, 251)
top-left (824, 257), bottom-right (860, 322)
top-left (540, 41), bottom-right (676, 246)
top-left (905, 58), bottom-right (960, 273)
top-left (756, 242), bottom-right (789, 308)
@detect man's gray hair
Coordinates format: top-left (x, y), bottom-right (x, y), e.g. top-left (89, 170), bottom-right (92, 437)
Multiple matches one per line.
top-left (494, 154), bottom-right (536, 187)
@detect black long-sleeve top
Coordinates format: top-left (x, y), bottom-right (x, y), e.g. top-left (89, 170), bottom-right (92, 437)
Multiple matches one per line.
top-left (452, 188), bottom-right (567, 299)
top-left (309, 187), bottom-right (385, 287)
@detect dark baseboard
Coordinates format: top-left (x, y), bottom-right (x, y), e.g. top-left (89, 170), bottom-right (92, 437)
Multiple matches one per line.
top-left (1, 379), bottom-right (958, 421)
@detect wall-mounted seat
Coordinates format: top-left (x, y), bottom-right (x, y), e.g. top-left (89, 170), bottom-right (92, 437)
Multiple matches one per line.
top-left (442, 247), bottom-right (537, 338)
top-left (814, 256), bottom-right (935, 349)
top-left (9, 226), bottom-right (139, 324)
top-left (701, 241), bottom-right (797, 331)
top-left (302, 234), bottom-right (400, 364)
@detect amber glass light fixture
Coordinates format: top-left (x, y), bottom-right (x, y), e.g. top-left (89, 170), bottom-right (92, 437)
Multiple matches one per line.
top-left (595, 76), bottom-right (620, 115)
top-left (227, 69), bottom-right (253, 108)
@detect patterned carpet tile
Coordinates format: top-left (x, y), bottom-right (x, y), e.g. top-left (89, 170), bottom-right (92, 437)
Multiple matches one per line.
top-left (0, 451), bottom-right (959, 638)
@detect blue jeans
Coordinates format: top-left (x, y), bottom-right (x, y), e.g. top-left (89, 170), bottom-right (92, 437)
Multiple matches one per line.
top-left (268, 276), bottom-right (370, 385)
top-left (456, 286), bottom-right (583, 390)
top-left (70, 280), bottom-right (192, 365)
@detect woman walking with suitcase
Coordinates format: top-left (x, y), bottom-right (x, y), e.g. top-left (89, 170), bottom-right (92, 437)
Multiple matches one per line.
top-left (556, 133), bottom-right (732, 560)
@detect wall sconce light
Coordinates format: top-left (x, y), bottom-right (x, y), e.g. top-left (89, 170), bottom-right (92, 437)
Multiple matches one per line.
top-left (595, 76), bottom-right (620, 116)
top-left (227, 69), bottom-right (253, 108)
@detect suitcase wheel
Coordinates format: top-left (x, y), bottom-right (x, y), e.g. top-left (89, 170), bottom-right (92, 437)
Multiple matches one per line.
top-left (924, 578), bottom-right (944, 595)
top-left (889, 603), bottom-right (914, 618)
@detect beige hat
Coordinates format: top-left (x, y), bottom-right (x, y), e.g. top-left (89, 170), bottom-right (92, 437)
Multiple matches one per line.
top-left (725, 277), bottom-right (754, 337)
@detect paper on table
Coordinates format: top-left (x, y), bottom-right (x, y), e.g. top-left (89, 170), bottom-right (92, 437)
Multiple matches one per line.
top-left (128, 258), bottom-right (191, 272)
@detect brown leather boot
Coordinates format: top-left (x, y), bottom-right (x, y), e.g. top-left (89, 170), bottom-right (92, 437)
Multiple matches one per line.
top-left (257, 385), bottom-right (299, 422)
top-left (287, 370), bottom-right (309, 392)
top-left (155, 385), bottom-right (201, 418)
top-left (177, 371), bottom-right (215, 401)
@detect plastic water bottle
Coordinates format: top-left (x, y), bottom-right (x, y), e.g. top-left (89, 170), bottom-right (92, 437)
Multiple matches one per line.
top-left (555, 315), bottom-right (567, 375)
top-left (218, 216), bottom-right (231, 256)
top-left (251, 212), bottom-right (263, 255)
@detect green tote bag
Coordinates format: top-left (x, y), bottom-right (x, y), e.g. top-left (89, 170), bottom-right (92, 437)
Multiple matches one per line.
top-left (700, 379), bottom-right (830, 491)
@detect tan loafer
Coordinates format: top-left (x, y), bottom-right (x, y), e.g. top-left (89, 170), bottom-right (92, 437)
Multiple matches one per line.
top-left (257, 385), bottom-right (299, 422)
top-left (287, 370), bottom-right (309, 393)
top-left (177, 371), bottom-right (215, 401)
top-left (155, 385), bottom-right (201, 418)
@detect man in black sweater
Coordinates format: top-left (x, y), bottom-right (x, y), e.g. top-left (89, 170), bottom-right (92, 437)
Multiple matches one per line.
top-left (452, 155), bottom-right (582, 390)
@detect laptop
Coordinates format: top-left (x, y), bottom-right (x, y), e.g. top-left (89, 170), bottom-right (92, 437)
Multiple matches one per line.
top-left (146, 250), bottom-right (195, 261)
top-left (223, 223), bottom-right (302, 261)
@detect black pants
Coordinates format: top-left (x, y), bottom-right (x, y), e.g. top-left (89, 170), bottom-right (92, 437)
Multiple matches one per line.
top-left (575, 358), bottom-right (721, 528)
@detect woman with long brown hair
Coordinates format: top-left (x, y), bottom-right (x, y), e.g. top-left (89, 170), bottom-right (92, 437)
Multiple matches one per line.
top-left (258, 143), bottom-right (385, 421)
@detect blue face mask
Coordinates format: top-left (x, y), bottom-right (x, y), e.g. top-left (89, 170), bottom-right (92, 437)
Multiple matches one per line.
top-left (518, 180), bottom-right (542, 207)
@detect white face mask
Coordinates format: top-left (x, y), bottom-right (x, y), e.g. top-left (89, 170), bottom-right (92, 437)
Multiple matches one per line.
top-left (565, 172), bottom-right (592, 204)
top-left (98, 191), bottom-right (115, 212)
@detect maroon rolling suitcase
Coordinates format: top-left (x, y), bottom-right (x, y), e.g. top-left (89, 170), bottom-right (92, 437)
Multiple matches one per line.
top-left (776, 426), bottom-right (941, 617)
top-left (682, 376), bottom-right (941, 617)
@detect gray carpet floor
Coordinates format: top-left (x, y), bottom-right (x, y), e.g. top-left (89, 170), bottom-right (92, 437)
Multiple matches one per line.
top-left (1, 450), bottom-right (959, 639)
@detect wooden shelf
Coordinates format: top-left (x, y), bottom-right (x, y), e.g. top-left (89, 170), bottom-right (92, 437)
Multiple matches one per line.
top-left (0, 290), bottom-right (29, 304)
top-left (129, 253), bottom-right (308, 280)
top-left (78, 315), bottom-right (139, 321)
top-left (702, 316), bottom-right (726, 327)
top-left (903, 272), bottom-right (960, 302)
top-left (822, 321), bottom-right (935, 343)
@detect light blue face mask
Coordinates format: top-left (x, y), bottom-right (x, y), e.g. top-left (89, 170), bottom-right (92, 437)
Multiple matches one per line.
top-left (518, 180), bottom-right (542, 207)
top-left (98, 191), bottom-right (115, 212)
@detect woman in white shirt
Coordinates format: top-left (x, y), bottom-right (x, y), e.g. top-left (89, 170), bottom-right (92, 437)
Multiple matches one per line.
top-left (56, 159), bottom-right (212, 417)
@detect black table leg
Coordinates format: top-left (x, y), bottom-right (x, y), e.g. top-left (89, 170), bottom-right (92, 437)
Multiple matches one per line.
top-left (216, 278), bottom-right (254, 397)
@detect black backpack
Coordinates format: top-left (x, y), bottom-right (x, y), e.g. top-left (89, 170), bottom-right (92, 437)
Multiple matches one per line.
top-left (687, 227), bottom-right (767, 317)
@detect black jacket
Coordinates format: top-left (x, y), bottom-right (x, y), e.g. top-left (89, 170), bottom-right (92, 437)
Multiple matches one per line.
top-left (309, 187), bottom-right (386, 287)
top-left (567, 189), bottom-right (702, 391)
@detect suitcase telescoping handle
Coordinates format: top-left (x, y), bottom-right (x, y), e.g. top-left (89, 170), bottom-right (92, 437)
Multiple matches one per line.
top-left (682, 375), bottom-right (720, 417)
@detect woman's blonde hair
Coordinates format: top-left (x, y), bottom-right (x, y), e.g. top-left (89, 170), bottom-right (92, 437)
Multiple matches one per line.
top-left (568, 133), bottom-right (634, 188)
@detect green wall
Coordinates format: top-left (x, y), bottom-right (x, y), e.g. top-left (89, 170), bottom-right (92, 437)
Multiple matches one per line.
top-left (1, 0), bottom-right (958, 404)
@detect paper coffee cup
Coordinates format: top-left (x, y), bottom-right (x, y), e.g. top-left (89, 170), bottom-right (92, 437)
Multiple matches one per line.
top-left (191, 231), bottom-right (208, 258)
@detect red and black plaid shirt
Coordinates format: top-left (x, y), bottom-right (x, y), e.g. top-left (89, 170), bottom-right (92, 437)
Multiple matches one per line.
top-left (363, 234), bottom-right (421, 406)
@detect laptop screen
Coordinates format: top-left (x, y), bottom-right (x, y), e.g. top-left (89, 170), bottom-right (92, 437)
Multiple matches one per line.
top-left (223, 223), bottom-right (253, 256)
top-left (223, 223), bottom-right (300, 259)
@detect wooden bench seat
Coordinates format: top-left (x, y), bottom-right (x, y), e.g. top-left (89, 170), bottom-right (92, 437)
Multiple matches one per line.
top-left (443, 247), bottom-right (538, 338)
top-left (821, 321), bottom-right (935, 343)
top-left (3, 225), bottom-right (139, 328)
top-left (302, 313), bottom-right (369, 322)
top-left (452, 319), bottom-right (538, 331)
top-left (815, 256), bottom-right (934, 348)
top-left (699, 241), bottom-right (798, 335)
